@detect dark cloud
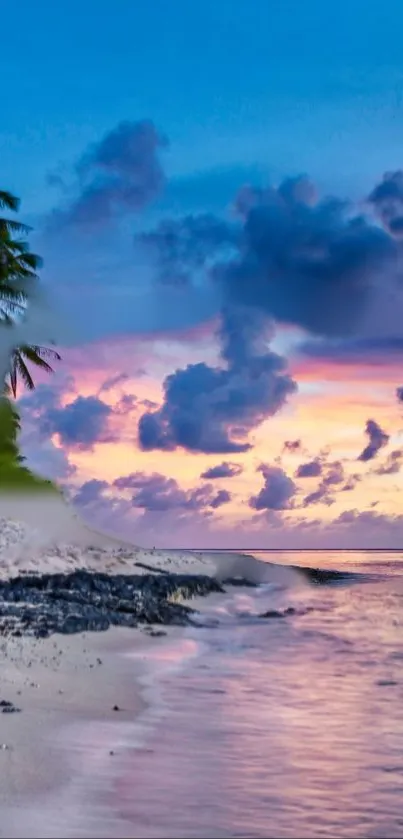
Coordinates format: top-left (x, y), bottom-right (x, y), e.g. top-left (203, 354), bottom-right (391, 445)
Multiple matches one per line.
top-left (113, 471), bottom-right (228, 513)
top-left (49, 120), bottom-right (168, 229)
top-left (210, 489), bottom-right (231, 509)
top-left (396, 386), bottom-right (403, 402)
top-left (303, 488), bottom-right (335, 507)
top-left (368, 171), bottom-right (403, 234)
top-left (283, 439), bottom-right (302, 453)
top-left (141, 173), bottom-right (402, 343)
top-left (74, 479), bottom-right (109, 507)
top-left (374, 449), bottom-right (403, 475)
top-left (300, 337), bottom-right (403, 366)
top-left (200, 462), bottom-right (243, 479)
top-left (302, 459), bottom-right (345, 506)
top-left (341, 474), bottom-right (361, 492)
top-left (21, 379), bottom-right (138, 451)
top-left (358, 419), bottom-right (389, 462)
top-left (220, 177), bottom-right (395, 339)
top-left (295, 459), bottom-right (322, 478)
top-left (42, 395), bottom-right (113, 449)
top-left (136, 214), bottom-right (239, 286)
top-left (138, 306), bottom-right (296, 454)
top-left (249, 464), bottom-right (296, 511)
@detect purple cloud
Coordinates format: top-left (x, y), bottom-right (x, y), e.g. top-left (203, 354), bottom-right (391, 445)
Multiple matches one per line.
top-left (113, 471), bottom-right (229, 513)
top-left (49, 120), bottom-right (168, 229)
top-left (74, 479), bottom-right (109, 507)
top-left (136, 214), bottom-right (239, 286)
top-left (295, 459), bottom-right (322, 478)
top-left (200, 462), bottom-right (243, 479)
top-left (358, 419), bottom-right (389, 462)
top-left (375, 449), bottom-right (403, 475)
top-left (249, 464), bottom-right (296, 511)
top-left (138, 306), bottom-right (296, 454)
top-left (283, 439), bottom-right (302, 453)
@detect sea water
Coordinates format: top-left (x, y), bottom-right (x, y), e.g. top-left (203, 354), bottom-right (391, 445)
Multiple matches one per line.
top-left (5, 550), bottom-right (403, 839)
top-left (110, 550), bottom-right (403, 838)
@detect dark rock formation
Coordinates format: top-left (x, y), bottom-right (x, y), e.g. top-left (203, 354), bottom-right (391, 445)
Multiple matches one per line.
top-left (0, 569), bottom-right (224, 639)
top-left (0, 700), bottom-right (21, 713)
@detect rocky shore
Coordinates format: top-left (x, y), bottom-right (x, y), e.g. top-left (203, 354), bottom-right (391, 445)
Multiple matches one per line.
top-left (0, 567), bottom-right (225, 639)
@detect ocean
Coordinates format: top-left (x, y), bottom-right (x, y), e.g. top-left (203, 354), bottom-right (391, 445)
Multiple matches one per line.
top-left (8, 549), bottom-right (403, 838)
top-left (108, 550), bottom-right (403, 838)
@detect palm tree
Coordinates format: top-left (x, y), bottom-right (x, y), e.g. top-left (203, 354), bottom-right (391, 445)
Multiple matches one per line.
top-left (0, 190), bottom-right (60, 396)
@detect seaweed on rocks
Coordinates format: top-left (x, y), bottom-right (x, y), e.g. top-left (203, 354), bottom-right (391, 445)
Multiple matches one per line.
top-left (0, 569), bottom-right (224, 639)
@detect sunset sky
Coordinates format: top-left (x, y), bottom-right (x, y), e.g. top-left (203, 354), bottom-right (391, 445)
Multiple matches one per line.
top-left (4, 0), bottom-right (403, 548)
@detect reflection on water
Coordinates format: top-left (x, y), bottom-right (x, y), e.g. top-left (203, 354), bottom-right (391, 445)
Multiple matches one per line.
top-left (112, 554), bottom-right (403, 838)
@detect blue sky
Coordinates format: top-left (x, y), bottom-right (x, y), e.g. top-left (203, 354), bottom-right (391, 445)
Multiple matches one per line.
top-left (5, 0), bottom-right (403, 547)
top-left (3, 0), bottom-right (403, 215)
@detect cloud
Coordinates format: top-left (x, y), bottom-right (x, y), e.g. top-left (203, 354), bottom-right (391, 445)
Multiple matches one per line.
top-left (249, 464), bottom-right (296, 511)
top-left (374, 449), bottom-right (403, 475)
top-left (302, 459), bottom-right (345, 506)
top-left (99, 372), bottom-right (130, 393)
top-left (219, 177), bottom-right (395, 339)
top-left (396, 386), bottom-right (403, 402)
top-left (20, 381), bottom-right (138, 451)
top-left (368, 171), bottom-right (403, 234)
top-left (49, 120), bottom-right (168, 229)
top-left (74, 479), bottom-right (109, 507)
top-left (40, 395), bottom-right (114, 449)
top-left (200, 461), bottom-right (243, 479)
top-left (341, 474), bottom-right (361, 491)
top-left (136, 214), bottom-right (239, 286)
top-left (114, 393), bottom-right (137, 415)
top-left (138, 306), bottom-right (296, 454)
top-left (140, 173), bottom-right (403, 346)
top-left (113, 471), bottom-right (228, 513)
top-left (209, 489), bottom-right (231, 508)
top-left (358, 419), bottom-right (389, 462)
top-left (283, 439), bottom-right (301, 453)
top-left (300, 337), bottom-right (403, 366)
top-left (295, 459), bottom-right (322, 478)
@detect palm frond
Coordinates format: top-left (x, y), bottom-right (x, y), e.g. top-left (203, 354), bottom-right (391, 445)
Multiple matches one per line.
top-left (0, 219), bottom-right (31, 236)
top-left (8, 344), bottom-right (61, 397)
top-left (0, 191), bottom-right (19, 212)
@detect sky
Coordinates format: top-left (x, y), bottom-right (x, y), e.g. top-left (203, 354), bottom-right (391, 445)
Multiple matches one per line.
top-left (4, 0), bottom-right (403, 548)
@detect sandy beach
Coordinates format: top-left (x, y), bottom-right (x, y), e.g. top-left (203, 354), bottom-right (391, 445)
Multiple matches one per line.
top-left (0, 493), bottom-right (262, 837)
top-left (0, 621), bottom-right (197, 838)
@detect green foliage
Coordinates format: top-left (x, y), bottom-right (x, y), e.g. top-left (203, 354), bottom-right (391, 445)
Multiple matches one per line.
top-left (0, 396), bottom-right (59, 493)
top-left (0, 191), bottom-right (61, 492)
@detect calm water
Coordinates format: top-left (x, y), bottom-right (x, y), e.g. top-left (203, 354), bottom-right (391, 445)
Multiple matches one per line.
top-left (112, 550), bottom-right (403, 838)
top-left (10, 550), bottom-right (403, 839)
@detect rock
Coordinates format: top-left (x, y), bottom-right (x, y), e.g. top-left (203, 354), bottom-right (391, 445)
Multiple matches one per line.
top-left (0, 701), bottom-right (21, 714)
top-left (0, 570), bottom-right (224, 640)
top-left (259, 607), bottom-right (296, 619)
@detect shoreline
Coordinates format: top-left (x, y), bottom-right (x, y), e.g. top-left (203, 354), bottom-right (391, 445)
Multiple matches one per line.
top-left (0, 623), bottom-right (201, 838)
top-left (0, 495), bottom-right (269, 836)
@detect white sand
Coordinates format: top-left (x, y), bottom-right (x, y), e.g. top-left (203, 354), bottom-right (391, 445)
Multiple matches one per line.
top-left (0, 492), bottom-right (266, 837)
top-left (0, 626), bottom-right (171, 838)
top-left (0, 492), bottom-right (217, 579)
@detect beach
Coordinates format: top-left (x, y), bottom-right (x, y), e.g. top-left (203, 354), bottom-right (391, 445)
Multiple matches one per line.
top-left (0, 624), bottom-right (193, 838)
top-left (3, 495), bottom-right (403, 837)
top-left (0, 492), bottom-right (253, 837)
